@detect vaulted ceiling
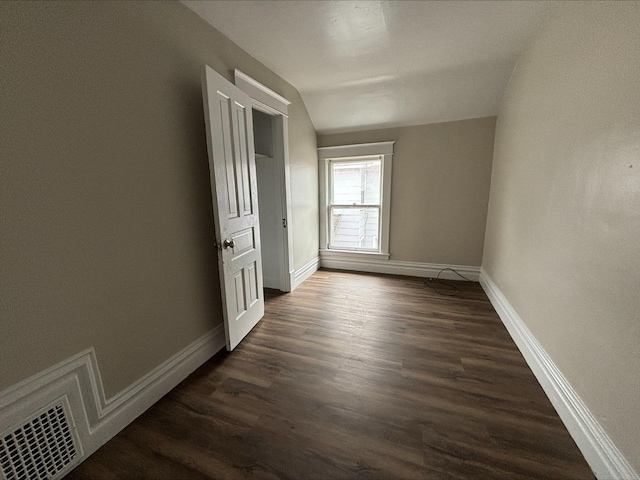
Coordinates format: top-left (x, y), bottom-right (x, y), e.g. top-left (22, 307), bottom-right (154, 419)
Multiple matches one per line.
top-left (182, 1), bottom-right (556, 135)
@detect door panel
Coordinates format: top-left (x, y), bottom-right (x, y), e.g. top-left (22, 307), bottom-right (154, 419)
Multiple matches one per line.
top-left (247, 262), bottom-right (259, 306)
top-left (230, 228), bottom-right (255, 258)
top-left (202, 65), bottom-right (264, 351)
top-left (235, 105), bottom-right (253, 216)
top-left (217, 93), bottom-right (239, 219)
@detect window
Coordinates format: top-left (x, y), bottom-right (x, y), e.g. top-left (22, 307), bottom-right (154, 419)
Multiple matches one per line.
top-left (329, 157), bottom-right (381, 251)
top-left (318, 142), bottom-right (394, 257)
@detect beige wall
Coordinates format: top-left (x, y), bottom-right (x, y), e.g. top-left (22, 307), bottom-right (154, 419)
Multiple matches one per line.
top-left (289, 103), bottom-right (320, 270)
top-left (318, 117), bottom-right (496, 266)
top-left (483, 2), bottom-right (640, 471)
top-left (0, 1), bottom-right (318, 397)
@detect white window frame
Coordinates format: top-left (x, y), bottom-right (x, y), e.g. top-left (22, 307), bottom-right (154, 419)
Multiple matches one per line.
top-left (318, 141), bottom-right (394, 259)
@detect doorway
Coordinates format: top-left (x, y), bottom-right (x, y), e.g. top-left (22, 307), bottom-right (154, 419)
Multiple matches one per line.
top-left (253, 110), bottom-right (286, 291)
top-left (235, 70), bottom-right (294, 292)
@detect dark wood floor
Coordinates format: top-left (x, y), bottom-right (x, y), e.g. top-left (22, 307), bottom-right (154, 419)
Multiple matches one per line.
top-left (66, 270), bottom-right (594, 479)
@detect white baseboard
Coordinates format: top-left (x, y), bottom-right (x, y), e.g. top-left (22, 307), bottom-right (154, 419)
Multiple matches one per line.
top-left (0, 325), bottom-right (225, 469)
top-left (320, 251), bottom-right (480, 281)
top-left (479, 269), bottom-right (638, 480)
top-left (291, 255), bottom-right (320, 290)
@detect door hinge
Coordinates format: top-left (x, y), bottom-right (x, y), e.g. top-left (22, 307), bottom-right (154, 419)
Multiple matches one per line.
top-left (282, 218), bottom-right (287, 228)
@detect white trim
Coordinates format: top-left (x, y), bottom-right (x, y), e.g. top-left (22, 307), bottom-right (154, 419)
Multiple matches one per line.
top-left (319, 251), bottom-right (480, 281)
top-left (320, 249), bottom-right (390, 260)
top-left (291, 256), bottom-right (320, 290)
top-left (318, 141), bottom-right (395, 157)
top-left (318, 141), bottom-right (394, 256)
top-left (234, 69), bottom-right (290, 115)
top-left (0, 325), bottom-right (225, 467)
top-left (277, 115), bottom-right (294, 292)
top-left (250, 98), bottom-right (288, 119)
top-left (479, 269), bottom-right (638, 480)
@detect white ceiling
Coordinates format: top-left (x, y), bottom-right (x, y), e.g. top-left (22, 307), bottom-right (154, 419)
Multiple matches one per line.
top-left (182, 0), bottom-right (556, 135)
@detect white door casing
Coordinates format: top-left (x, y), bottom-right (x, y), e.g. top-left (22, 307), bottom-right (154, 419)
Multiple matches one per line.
top-left (202, 65), bottom-right (264, 351)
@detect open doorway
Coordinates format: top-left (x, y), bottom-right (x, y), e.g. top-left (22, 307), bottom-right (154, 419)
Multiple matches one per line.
top-left (235, 70), bottom-right (294, 292)
top-left (253, 110), bottom-right (286, 291)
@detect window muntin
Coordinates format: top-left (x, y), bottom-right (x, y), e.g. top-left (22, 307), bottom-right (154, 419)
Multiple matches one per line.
top-left (328, 157), bottom-right (382, 252)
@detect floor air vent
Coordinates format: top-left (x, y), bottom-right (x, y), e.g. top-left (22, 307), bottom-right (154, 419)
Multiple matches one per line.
top-left (1, 402), bottom-right (77, 480)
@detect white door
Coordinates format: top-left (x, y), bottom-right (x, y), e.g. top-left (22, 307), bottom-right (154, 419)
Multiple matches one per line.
top-left (202, 65), bottom-right (264, 351)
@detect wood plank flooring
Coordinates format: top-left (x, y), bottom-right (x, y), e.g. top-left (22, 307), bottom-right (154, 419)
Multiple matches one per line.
top-left (66, 270), bottom-right (594, 479)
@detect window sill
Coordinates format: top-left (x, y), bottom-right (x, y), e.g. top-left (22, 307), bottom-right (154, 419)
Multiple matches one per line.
top-left (319, 249), bottom-right (390, 260)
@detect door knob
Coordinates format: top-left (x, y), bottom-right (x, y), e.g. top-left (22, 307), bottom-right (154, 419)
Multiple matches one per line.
top-left (223, 239), bottom-right (236, 249)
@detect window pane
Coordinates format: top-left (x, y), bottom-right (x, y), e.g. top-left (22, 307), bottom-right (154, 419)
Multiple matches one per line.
top-left (330, 207), bottom-right (379, 250)
top-left (331, 160), bottom-right (381, 205)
